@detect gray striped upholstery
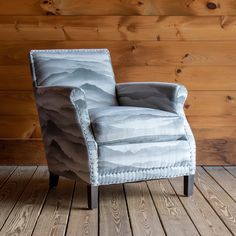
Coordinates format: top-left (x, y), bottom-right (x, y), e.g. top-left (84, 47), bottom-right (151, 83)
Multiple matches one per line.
top-left (29, 49), bottom-right (196, 186)
top-left (89, 106), bottom-right (186, 144)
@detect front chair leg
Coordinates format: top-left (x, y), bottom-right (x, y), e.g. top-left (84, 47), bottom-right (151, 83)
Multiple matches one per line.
top-left (49, 172), bottom-right (59, 188)
top-left (87, 185), bottom-right (98, 210)
top-left (184, 175), bottom-right (194, 196)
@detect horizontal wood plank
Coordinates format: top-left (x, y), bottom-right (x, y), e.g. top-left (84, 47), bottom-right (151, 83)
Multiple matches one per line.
top-left (1, 91), bottom-right (236, 116)
top-left (2, 41), bottom-right (236, 66)
top-left (197, 139), bottom-right (236, 165)
top-left (0, 116), bottom-right (41, 138)
top-left (1, 0), bottom-right (236, 16)
top-left (0, 139), bottom-right (46, 165)
top-left (1, 16), bottom-right (236, 41)
top-left (2, 65), bottom-right (236, 91)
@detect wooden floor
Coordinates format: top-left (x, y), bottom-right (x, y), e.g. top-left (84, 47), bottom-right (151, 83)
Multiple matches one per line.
top-left (0, 166), bottom-right (236, 235)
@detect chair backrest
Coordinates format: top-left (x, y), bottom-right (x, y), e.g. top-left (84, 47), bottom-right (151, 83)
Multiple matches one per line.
top-left (29, 49), bottom-right (118, 109)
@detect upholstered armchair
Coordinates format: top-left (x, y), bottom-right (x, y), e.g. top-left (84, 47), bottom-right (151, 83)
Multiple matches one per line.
top-left (29, 49), bottom-right (196, 209)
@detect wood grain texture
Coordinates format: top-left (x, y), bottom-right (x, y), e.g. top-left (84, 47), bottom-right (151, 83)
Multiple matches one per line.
top-left (170, 176), bottom-right (232, 236)
top-left (147, 179), bottom-right (199, 235)
top-left (32, 177), bottom-right (74, 236)
top-left (0, 166), bottom-right (16, 188)
top-left (0, 166), bottom-right (49, 236)
top-left (66, 181), bottom-right (98, 236)
top-left (0, 139), bottom-right (46, 165)
top-left (1, 138), bottom-right (236, 165)
top-left (2, 65), bottom-right (236, 91)
top-left (224, 166), bottom-right (236, 178)
top-left (99, 184), bottom-right (132, 236)
top-left (196, 139), bottom-right (236, 165)
top-left (1, 91), bottom-right (236, 116)
top-left (1, 16), bottom-right (236, 41)
top-left (1, 0), bottom-right (235, 16)
top-left (195, 167), bottom-right (236, 234)
top-left (115, 65), bottom-right (236, 90)
top-left (2, 41), bottom-right (236, 66)
top-left (0, 166), bottom-right (36, 229)
top-left (204, 166), bottom-right (236, 201)
top-left (124, 182), bottom-right (165, 236)
top-left (0, 116), bottom-right (41, 138)
top-left (2, 115), bottom-right (236, 139)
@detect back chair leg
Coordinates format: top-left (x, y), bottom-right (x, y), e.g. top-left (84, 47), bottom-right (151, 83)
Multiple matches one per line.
top-left (49, 172), bottom-right (59, 188)
top-left (184, 175), bottom-right (194, 196)
top-left (87, 185), bottom-right (98, 210)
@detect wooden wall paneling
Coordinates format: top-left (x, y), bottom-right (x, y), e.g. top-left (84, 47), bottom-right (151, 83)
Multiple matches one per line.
top-left (0, 139), bottom-right (46, 165)
top-left (1, 41), bottom-right (236, 66)
top-left (1, 0), bottom-right (236, 16)
top-left (0, 116), bottom-right (41, 138)
top-left (1, 91), bottom-right (236, 116)
top-left (1, 16), bottom-right (236, 41)
top-left (2, 65), bottom-right (236, 91)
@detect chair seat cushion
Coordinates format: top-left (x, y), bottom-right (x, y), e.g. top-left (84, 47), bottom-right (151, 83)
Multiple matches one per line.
top-left (98, 140), bottom-right (192, 176)
top-left (89, 106), bottom-right (186, 144)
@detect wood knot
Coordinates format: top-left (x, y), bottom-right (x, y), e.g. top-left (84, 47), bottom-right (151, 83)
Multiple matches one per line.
top-left (127, 24), bottom-right (136, 33)
top-left (176, 68), bottom-right (182, 74)
top-left (42, 0), bottom-right (48, 3)
top-left (137, 1), bottom-right (144, 5)
top-left (131, 45), bottom-right (136, 52)
top-left (184, 104), bottom-right (191, 109)
top-left (226, 95), bottom-right (234, 101)
top-left (207, 2), bottom-right (217, 9)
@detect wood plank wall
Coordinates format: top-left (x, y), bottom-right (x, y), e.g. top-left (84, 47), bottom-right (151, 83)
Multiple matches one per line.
top-left (0, 0), bottom-right (235, 165)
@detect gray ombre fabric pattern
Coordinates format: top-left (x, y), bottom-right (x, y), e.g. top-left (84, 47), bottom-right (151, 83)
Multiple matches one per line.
top-left (29, 49), bottom-right (196, 186)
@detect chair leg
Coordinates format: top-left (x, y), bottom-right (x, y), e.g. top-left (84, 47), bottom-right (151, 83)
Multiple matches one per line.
top-left (49, 172), bottom-right (59, 188)
top-left (184, 175), bottom-right (194, 196)
top-left (87, 185), bottom-right (98, 210)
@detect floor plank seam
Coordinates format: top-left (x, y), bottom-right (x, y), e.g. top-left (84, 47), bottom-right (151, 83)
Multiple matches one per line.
top-left (168, 179), bottom-right (201, 236)
top-left (223, 166), bottom-right (236, 179)
top-left (0, 166), bottom-right (38, 232)
top-left (146, 181), bottom-right (167, 236)
top-left (64, 180), bottom-right (76, 236)
top-left (122, 184), bottom-right (134, 236)
top-left (0, 166), bottom-right (17, 190)
top-left (203, 166), bottom-right (236, 204)
top-left (194, 167), bottom-right (235, 236)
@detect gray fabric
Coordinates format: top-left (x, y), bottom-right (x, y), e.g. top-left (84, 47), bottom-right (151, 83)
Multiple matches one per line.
top-left (116, 82), bottom-right (187, 115)
top-left (98, 141), bottom-right (194, 184)
top-left (30, 49), bottom-right (118, 109)
top-left (29, 49), bottom-right (196, 186)
top-left (89, 106), bottom-right (186, 144)
top-left (34, 86), bottom-right (99, 185)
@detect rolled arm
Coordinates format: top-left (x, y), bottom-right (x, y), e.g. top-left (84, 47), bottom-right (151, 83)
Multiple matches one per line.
top-left (35, 86), bottom-right (98, 185)
top-left (116, 82), bottom-right (188, 115)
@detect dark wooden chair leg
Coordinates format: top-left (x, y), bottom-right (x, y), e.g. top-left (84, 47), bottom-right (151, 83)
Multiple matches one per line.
top-left (87, 185), bottom-right (98, 210)
top-left (184, 175), bottom-right (194, 196)
top-left (49, 172), bottom-right (59, 188)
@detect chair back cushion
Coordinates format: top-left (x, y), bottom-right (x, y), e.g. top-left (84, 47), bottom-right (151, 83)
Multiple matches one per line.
top-left (29, 49), bottom-right (118, 109)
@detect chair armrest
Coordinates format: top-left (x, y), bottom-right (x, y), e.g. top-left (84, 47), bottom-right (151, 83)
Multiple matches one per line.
top-left (116, 82), bottom-right (188, 115)
top-left (35, 86), bottom-right (98, 185)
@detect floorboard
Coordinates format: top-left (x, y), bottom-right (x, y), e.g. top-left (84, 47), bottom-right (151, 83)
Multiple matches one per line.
top-left (195, 166), bottom-right (236, 235)
top-left (0, 165), bottom-right (235, 236)
top-left (170, 176), bottom-right (232, 236)
top-left (148, 179), bottom-right (199, 235)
